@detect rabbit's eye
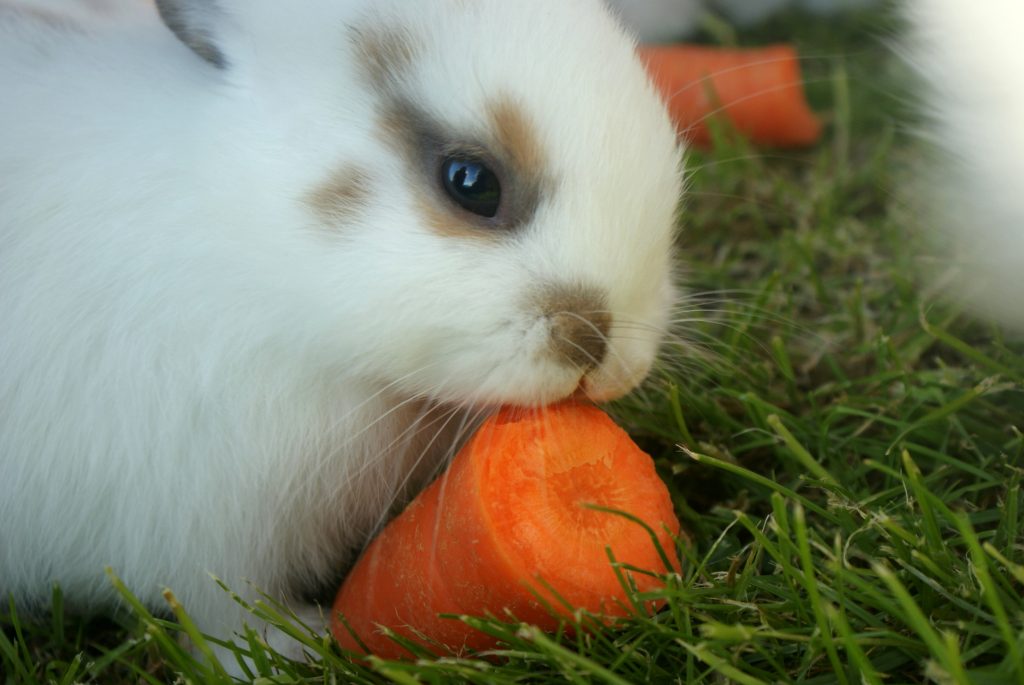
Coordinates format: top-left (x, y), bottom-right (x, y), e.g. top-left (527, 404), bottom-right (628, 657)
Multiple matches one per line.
top-left (441, 157), bottom-right (501, 218)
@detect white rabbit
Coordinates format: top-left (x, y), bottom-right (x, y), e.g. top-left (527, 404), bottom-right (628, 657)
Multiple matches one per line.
top-left (903, 0), bottom-right (1024, 333)
top-left (0, 0), bottom-right (682, 665)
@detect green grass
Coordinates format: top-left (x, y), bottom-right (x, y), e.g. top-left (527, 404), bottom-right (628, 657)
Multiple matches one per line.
top-left (5, 5), bottom-right (1024, 683)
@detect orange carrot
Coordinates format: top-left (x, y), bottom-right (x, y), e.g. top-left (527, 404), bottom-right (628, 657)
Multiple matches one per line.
top-left (639, 44), bottom-right (822, 148)
top-left (331, 403), bottom-right (680, 659)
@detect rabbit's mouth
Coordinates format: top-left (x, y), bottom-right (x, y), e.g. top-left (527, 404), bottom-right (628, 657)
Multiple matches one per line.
top-left (530, 282), bottom-right (663, 406)
top-left (384, 281), bottom-right (663, 411)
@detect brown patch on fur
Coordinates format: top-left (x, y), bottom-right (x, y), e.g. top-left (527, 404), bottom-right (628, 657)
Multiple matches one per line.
top-left (487, 97), bottom-right (546, 179)
top-left (305, 166), bottom-right (372, 228)
top-left (414, 192), bottom-right (473, 239)
top-left (536, 285), bottom-right (612, 371)
top-left (351, 25), bottom-right (420, 91)
top-left (375, 98), bottom-right (427, 164)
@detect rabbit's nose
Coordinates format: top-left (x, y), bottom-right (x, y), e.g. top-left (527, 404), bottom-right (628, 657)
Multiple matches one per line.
top-left (534, 283), bottom-right (611, 372)
top-left (549, 309), bottom-right (610, 371)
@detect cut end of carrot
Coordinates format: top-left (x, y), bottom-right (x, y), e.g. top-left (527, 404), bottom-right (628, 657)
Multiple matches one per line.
top-left (479, 404), bottom-right (680, 606)
top-left (331, 402), bottom-right (681, 660)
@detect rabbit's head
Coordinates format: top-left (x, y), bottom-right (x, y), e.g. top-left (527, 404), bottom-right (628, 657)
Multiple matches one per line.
top-left (157, 0), bottom-right (683, 408)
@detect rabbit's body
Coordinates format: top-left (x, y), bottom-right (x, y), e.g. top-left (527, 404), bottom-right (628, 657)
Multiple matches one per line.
top-left (0, 1), bottom-right (458, 638)
top-left (0, 0), bottom-right (682, 654)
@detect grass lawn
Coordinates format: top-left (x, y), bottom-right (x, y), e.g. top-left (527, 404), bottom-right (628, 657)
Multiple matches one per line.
top-left (5, 3), bottom-right (1024, 683)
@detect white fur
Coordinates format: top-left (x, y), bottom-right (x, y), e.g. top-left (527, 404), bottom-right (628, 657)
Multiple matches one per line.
top-left (0, 0), bottom-right (682, 662)
top-left (904, 0), bottom-right (1024, 332)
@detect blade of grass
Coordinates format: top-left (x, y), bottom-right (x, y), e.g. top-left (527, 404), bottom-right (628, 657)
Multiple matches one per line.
top-left (887, 376), bottom-right (1000, 454)
top-left (825, 603), bottom-right (884, 685)
top-left (919, 307), bottom-right (1022, 381)
top-left (683, 446), bottom-right (839, 523)
top-left (162, 588), bottom-right (231, 683)
top-left (872, 562), bottom-right (971, 682)
top-left (676, 640), bottom-right (768, 685)
top-left (0, 603), bottom-right (36, 684)
top-left (517, 626), bottom-right (634, 685)
top-left (766, 414), bottom-right (837, 486)
top-left (948, 512), bottom-right (1024, 685)
top-left (792, 503), bottom-right (848, 685)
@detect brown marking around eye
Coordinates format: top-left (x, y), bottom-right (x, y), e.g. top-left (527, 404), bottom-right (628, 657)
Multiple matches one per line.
top-left (376, 99), bottom-right (499, 240)
top-left (414, 193), bottom-right (473, 239)
top-left (535, 284), bottom-right (612, 371)
top-left (487, 97), bottom-right (547, 180)
top-left (304, 165), bottom-right (372, 229)
top-left (350, 24), bottom-right (420, 92)
top-left (376, 98), bottom-right (429, 166)
top-left (374, 91), bottom-right (550, 239)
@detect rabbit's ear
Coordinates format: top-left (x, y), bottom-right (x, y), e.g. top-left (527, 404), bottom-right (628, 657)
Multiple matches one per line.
top-left (155, 0), bottom-right (230, 68)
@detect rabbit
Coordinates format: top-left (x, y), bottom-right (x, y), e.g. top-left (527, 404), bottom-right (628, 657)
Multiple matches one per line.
top-left (903, 0), bottom-right (1024, 333)
top-left (0, 0), bottom-right (683, 667)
